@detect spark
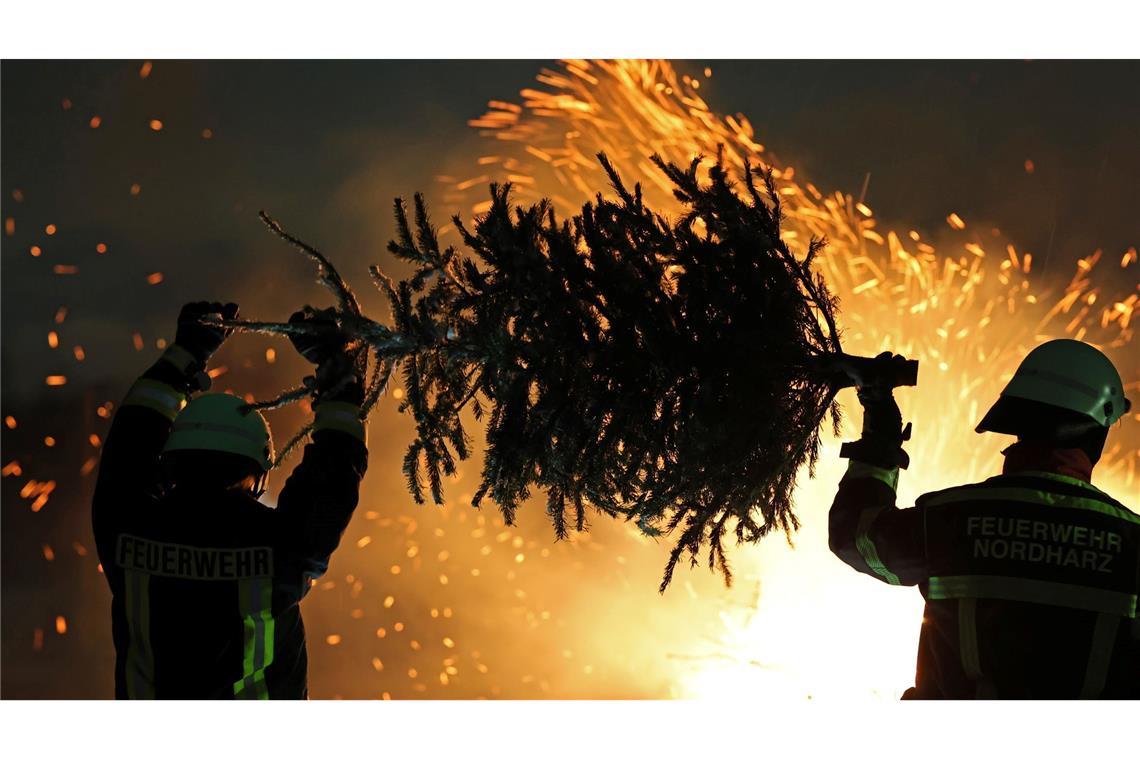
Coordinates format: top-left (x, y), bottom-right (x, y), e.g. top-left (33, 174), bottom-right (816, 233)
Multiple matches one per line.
top-left (452, 59), bottom-right (1139, 698)
top-left (459, 58), bottom-right (1136, 490)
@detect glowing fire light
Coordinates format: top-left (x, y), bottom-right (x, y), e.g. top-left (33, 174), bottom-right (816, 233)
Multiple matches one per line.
top-left (7, 59), bottom-right (1134, 701)
top-left (455, 59), bottom-right (1138, 699)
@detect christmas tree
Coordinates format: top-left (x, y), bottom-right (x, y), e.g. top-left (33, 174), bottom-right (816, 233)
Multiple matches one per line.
top-left (223, 153), bottom-right (914, 590)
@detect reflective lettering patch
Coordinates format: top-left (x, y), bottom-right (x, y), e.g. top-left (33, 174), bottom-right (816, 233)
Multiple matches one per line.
top-left (965, 515), bottom-right (1122, 574)
top-left (116, 535), bottom-right (272, 581)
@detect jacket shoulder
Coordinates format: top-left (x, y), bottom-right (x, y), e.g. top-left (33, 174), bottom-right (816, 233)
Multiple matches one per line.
top-left (914, 479), bottom-right (994, 507)
top-left (917, 472), bottom-right (1138, 524)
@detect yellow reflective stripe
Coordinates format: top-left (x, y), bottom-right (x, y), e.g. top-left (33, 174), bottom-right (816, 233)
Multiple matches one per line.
top-left (1017, 470), bottom-right (1106, 493)
top-left (124, 570), bottom-right (155, 699)
top-left (313, 401), bottom-right (366, 443)
top-left (923, 486), bottom-right (1140, 525)
top-left (123, 379), bottom-right (187, 422)
top-left (928, 575), bottom-right (1138, 617)
top-left (1079, 612), bottom-right (1119, 698)
top-left (855, 507), bottom-right (901, 585)
top-left (957, 598), bottom-right (983, 682)
top-left (843, 460), bottom-right (899, 492)
top-left (233, 578), bottom-right (274, 699)
top-left (159, 344), bottom-right (198, 374)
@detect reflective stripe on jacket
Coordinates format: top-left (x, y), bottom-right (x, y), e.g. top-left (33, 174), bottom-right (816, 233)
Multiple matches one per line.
top-left (829, 462), bottom-right (1140, 698)
top-left (93, 359), bottom-right (368, 699)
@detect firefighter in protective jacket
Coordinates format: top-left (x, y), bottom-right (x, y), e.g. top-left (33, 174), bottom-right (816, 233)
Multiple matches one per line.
top-left (830, 339), bottom-right (1138, 698)
top-left (93, 302), bottom-right (369, 699)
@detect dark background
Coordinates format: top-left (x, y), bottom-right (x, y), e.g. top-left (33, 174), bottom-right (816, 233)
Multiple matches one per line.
top-left (3, 60), bottom-right (1138, 698)
top-left (4, 60), bottom-right (1139, 399)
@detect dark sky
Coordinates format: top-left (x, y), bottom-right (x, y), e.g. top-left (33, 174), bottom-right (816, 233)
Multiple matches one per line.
top-left (3, 59), bottom-right (1139, 401)
top-left (2, 59), bottom-right (1138, 699)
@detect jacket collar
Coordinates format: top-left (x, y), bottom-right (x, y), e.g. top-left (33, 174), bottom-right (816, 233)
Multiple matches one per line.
top-left (1000, 441), bottom-right (1093, 483)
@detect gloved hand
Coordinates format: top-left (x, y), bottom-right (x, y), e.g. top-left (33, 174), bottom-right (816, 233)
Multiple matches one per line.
top-left (175, 301), bottom-right (239, 367)
top-left (843, 352), bottom-right (912, 468)
top-left (288, 307), bottom-right (366, 405)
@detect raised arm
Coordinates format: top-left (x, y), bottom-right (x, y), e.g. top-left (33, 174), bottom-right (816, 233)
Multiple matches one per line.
top-left (92, 302), bottom-right (238, 566)
top-left (828, 352), bottom-right (925, 586)
top-left (274, 307), bottom-right (370, 588)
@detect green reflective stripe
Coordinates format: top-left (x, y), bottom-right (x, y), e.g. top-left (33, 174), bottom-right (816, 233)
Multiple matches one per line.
top-left (314, 401), bottom-right (366, 443)
top-left (234, 579), bottom-right (274, 699)
top-left (957, 598), bottom-right (982, 682)
top-left (855, 507), bottom-right (901, 585)
top-left (123, 379), bottom-right (187, 422)
top-left (844, 460), bottom-right (899, 492)
top-left (124, 570), bottom-right (155, 699)
top-left (1079, 612), bottom-right (1118, 698)
top-left (929, 575), bottom-right (1137, 617)
top-left (159, 344), bottom-right (198, 374)
top-left (1017, 470), bottom-right (1110, 496)
top-left (924, 486), bottom-right (1140, 525)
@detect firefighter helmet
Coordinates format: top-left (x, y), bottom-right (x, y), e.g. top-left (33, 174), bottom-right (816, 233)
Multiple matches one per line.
top-left (163, 393), bottom-right (273, 471)
top-left (976, 339), bottom-right (1131, 435)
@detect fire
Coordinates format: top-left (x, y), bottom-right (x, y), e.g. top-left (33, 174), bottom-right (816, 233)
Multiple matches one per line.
top-left (4, 59), bottom-right (1135, 700)
top-left (451, 59), bottom-right (1139, 699)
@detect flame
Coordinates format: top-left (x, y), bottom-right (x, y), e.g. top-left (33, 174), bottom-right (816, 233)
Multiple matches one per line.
top-left (5, 59), bottom-right (1136, 700)
top-left (450, 59), bottom-right (1139, 699)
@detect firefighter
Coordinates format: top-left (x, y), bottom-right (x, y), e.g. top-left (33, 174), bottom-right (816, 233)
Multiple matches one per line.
top-left (829, 339), bottom-right (1138, 698)
top-left (92, 301), bottom-right (369, 699)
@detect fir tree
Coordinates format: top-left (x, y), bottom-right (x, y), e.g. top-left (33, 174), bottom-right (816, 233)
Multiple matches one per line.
top-left (225, 153), bottom-right (910, 591)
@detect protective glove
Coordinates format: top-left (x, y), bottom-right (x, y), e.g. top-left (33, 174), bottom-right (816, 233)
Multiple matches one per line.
top-left (841, 351), bottom-right (912, 468)
top-left (174, 301), bottom-right (239, 367)
top-left (288, 307), bottom-right (341, 365)
top-left (288, 307), bottom-right (366, 405)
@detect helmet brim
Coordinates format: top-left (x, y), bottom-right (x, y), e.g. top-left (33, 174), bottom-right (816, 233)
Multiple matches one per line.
top-left (976, 395), bottom-right (1105, 438)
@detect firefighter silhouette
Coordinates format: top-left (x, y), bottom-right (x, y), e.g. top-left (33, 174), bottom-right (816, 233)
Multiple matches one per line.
top-left (831, 340), bottom-right (1138, 698)
top-left (93, 302), bottom-right (369, 698)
